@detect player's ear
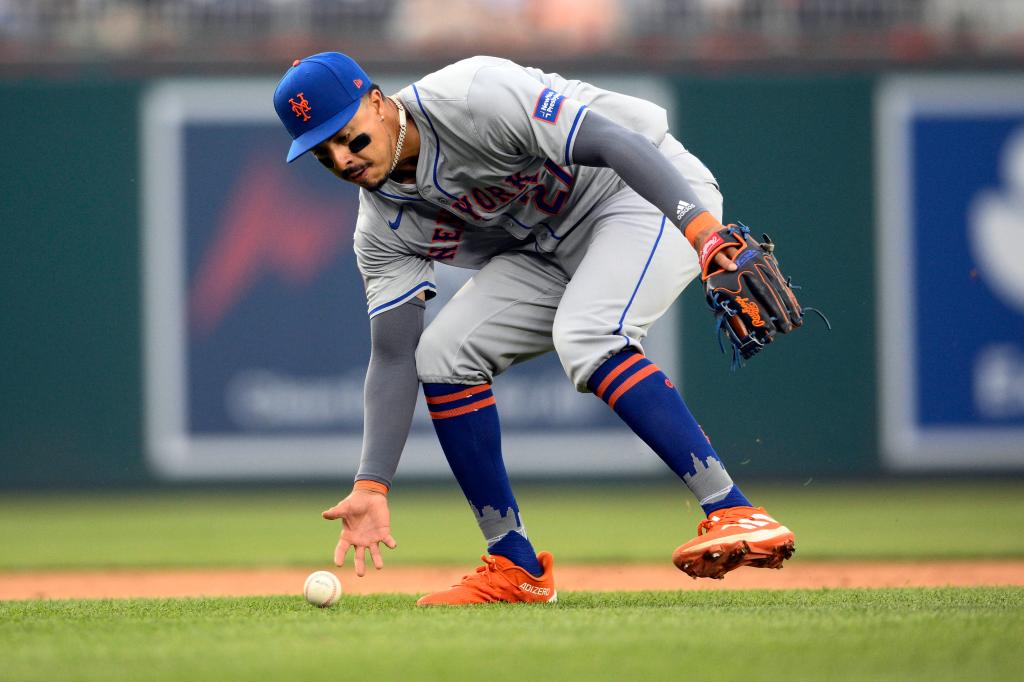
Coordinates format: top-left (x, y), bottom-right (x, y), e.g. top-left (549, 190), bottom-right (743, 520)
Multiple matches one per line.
top-left (368, 88), bottom-right (384, 118)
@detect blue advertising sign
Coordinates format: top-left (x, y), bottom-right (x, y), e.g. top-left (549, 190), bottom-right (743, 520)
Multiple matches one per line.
top-left (142, 78), bottom-right (679, 480)
top-left (877, 77), bottom-right (1024, 470)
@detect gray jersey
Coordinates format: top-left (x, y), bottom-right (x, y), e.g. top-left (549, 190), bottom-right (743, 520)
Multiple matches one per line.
top-left (354, 56), bottom-right (672, 317)
top-left (350, 58), bottom-right (725, 491)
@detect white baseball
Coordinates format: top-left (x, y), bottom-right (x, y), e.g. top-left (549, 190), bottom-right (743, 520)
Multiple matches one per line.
top-left (303, 570), bottom-right (342, 607)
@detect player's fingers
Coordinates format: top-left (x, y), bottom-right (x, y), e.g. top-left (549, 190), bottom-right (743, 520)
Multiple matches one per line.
top-left (322, 503), bottom-right (344, 520)
top-left (369, 543), bottom-right (384, 570)
top-left (383, 535), bottom-right (397, 550)
top-left (714, 251), bottom-right (737, 272)
top-left (353, 546), bottom-right (367, 577)
top-left (334, 539), bottom-right (350, 567)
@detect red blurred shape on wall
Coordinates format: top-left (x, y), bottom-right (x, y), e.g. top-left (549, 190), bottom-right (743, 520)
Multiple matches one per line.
top-left (189, 154), bottom-right (352, 336)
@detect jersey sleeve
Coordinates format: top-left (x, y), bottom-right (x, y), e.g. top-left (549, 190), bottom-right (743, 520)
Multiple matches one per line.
top-left (354, 201), bottom-right (437, 318)
top-left (467, 64), bottom-right (590, 168)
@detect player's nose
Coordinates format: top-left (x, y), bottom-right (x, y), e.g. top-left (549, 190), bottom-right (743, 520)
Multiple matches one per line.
top-left (328, 144), bottom-right (355, 170)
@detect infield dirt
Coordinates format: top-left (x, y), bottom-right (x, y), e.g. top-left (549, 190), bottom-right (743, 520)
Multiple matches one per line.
top-left (2, 560), bottom-right (1023, 600)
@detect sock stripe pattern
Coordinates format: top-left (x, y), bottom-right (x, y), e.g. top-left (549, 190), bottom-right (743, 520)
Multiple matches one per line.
top-left (425, 384), bottom-right (496, 420)
top-left (587, 349), bottom-right (753, 516)
top-left (605, 364), bottom-right (660, 410)
top-left (425, 383), bottom-right (490, 404)
top-left (593, 352), bottom-right (645, 400)
top-left (592, 352), bottom-right (658, 409)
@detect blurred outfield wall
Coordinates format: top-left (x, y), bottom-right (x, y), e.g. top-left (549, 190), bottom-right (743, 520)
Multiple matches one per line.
top-left (2, 68), bottom-right (1022, 487)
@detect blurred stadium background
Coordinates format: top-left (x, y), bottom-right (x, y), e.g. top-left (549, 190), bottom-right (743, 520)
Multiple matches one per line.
top-left (3, 0), bottom-right (1024, 67)
top-left (2, 0), bottom-right (1024, 488)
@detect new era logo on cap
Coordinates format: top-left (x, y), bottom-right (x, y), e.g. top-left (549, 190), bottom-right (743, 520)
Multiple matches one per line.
top-left (273, 52), bottom-right (372, 163)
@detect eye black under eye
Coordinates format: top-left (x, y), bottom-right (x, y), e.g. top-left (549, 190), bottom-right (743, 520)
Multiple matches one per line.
top-left (348, 133), bottom-right (371, 153)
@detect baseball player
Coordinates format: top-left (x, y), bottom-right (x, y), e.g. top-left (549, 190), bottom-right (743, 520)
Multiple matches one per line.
top-left (273, 53), bottom-right (805, 605)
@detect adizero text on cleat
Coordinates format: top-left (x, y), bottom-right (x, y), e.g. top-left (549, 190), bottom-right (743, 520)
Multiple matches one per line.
top-left (416, 552), bottom-right (557, 606)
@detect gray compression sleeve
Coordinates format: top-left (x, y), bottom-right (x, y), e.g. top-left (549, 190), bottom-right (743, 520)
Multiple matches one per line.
top-left (353, 299), bottom-right (424, 488)
top-left (571, 110), bottom-right (712, 231)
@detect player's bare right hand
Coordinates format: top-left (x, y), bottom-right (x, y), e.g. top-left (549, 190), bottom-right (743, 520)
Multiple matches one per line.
top-left (321, 490), bottom-right (397, 577)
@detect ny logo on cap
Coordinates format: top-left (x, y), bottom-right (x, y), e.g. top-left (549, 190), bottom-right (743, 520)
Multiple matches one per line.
top-left (289, 92), bottom-right (312, 122)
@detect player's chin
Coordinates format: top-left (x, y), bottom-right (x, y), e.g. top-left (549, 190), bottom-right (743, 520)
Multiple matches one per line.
top-left (346, 166), bottom-right (387, 191)
top-left (363, 172), bottom-right (389, 192)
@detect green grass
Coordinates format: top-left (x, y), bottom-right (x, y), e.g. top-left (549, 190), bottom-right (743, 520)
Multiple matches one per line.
top-left (2, 588), bottom-right (1022, 681)
top-left (1, 482), bottom-right (1023, 569)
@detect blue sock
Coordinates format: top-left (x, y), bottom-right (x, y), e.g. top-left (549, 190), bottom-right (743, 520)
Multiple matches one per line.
top-left (424, 382), bottom-right (543, 575)
top-left (588, 350), bottom-right (752, 515)
top-left (489, 532), bottom-right (544, 576)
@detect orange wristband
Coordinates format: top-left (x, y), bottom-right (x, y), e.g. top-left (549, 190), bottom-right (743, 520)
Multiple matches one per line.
top-left (683, 211), bottom-right (723, 247)
top-left (353, 480), bottom-right (389, 495)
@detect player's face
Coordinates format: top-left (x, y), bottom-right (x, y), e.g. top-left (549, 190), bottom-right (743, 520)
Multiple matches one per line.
top-left (310, 93), bottom-right (391, 191)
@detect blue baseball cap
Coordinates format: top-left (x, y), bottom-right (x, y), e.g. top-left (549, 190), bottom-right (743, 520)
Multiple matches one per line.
top-left (273, 52), bottom-right (372, 163)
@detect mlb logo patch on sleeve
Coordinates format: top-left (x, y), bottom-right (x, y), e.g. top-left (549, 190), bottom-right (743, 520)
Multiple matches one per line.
top-left (533, 88), bottom-right (565, 124)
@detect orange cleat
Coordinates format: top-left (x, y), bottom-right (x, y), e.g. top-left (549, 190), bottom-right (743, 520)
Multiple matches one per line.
top-left (416, 552), bottom-right (557, 606)
top-left (672, 506), bottom-right (795, 580)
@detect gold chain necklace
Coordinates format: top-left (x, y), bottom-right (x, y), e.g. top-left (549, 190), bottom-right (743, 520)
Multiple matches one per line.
top-left (387, 96), bottom-right (407, 176)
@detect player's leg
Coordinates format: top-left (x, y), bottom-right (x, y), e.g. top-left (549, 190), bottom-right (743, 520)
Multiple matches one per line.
top-left (414, 251), bottom-right (563, 605)
top-left (555, 192), bottom-right (751, 512)
top-left (553, 139), bottom-right (793, 579)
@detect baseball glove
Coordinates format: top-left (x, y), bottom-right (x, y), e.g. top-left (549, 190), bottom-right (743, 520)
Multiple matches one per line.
top-left (698, 223), bottom-right (815, 366)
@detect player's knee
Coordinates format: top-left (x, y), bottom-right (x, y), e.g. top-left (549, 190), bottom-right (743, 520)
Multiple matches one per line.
top-left (415, 324), bottom-right (493, 383)
top-left (552, 321), bottom-right (607, 389)
top-left (414, 324), bottom-right (450, 381)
